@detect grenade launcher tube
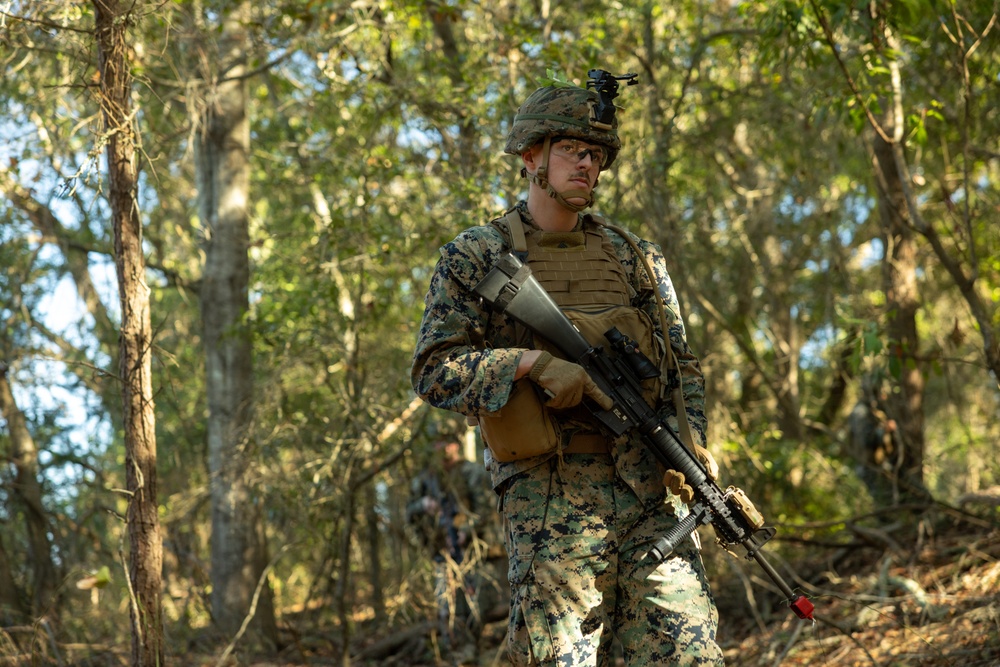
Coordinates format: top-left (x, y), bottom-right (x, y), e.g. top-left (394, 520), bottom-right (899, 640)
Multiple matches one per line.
top-left (473, 252), bottom-right (815, 622)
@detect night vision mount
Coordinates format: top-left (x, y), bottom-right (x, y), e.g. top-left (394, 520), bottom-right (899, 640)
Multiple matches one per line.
top-left (587, 69), bottom-right (638, 129)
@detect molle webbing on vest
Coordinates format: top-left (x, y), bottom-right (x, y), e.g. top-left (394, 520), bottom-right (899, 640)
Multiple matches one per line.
top-left (523, 223), bottom-right (631, 308)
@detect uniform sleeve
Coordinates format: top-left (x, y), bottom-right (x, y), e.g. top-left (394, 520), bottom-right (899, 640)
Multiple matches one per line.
top-left (410, 230), bottom-right (525, 416)
top-left (632, 237), bottom-right (708, 446)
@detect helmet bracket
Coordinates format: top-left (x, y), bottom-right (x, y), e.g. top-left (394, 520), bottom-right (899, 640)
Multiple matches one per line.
top-left (586, 69), bottom-right (638, 129)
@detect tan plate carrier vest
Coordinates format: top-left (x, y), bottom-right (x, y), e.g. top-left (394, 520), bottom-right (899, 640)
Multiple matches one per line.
top-left (478, 210), bottom-right (697, 462)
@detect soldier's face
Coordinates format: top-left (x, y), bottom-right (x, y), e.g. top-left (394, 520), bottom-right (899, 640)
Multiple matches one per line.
top-left (525, 138), bottom-right (601, 202)
top-left (437, 440), bottom-right (462, 465)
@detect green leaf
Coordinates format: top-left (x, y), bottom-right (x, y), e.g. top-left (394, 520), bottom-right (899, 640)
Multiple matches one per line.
top-left (540, 69), bottom-right (580, 88)
top-left (863, 329), bottom-right (883, 355)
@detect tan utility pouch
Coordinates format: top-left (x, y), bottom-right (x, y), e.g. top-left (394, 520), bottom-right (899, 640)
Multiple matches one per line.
top-left (479, 378), bottom-right (560, 462)
top-left (481, 306), bottom-right (658, 462)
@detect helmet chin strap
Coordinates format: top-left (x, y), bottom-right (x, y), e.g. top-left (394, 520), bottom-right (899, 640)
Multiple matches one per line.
top-left (522, 136), bottom-right (596, 213)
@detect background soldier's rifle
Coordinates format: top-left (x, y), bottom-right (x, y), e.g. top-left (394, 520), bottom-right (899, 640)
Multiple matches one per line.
top-left (474, 252), bottom-right (815, 621)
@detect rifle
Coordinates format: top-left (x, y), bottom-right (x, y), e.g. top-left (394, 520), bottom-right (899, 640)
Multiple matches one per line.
top-left (474, 252), bottom-right (815, 622)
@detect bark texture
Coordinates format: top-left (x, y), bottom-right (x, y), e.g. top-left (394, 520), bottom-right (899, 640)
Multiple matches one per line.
top-left (93, 0), bottom-right (164, 663)
top-left (198, 2), bottom-right (277, 645)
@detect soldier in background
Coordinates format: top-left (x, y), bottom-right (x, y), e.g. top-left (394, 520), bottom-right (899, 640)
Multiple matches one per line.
top-left (848, 380), bottom-right (900, 506)
top-left (407, 433), bottom-right (508, 665)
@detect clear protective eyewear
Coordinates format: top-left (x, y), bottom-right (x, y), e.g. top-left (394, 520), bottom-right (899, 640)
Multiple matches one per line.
top-left (550, 138), bottom-right (608, 168)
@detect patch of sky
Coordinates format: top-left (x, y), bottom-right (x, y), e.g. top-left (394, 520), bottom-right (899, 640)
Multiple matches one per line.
top-left (0, 219), bottom-right (25, 245)
top-left (397, 111), bottom-right (441, 153)
top-left (802, 256), bottom-right (831, 274)
top-left (2, 154), bottom-right (120, 491)
top-left (482, 81), bottom-right (505, 106)
top-left (844, 189), bottom-right (874, 223)
top-left (9, 263), bottom-right (115, 507)
top-left (374, 479), bottom-right (392, 524)
top-left (800, 323), bottom-right (839, 369)
top-left (1, 125), bottom-right (46, 183)
top-left (521, 42), bottom-right (544, 60)
top-left (861, 237), bottom-right (884, 270)
top-left (18, 367), bottom-right (113, 506)
top-left (750, 325), bottom-right (770, 350)
top-left (135, 173), bottom-right (162, 217)
top-left (280, 49), bottom-right (316, 82)
top-left (777, 193), bottom-right (816, 221)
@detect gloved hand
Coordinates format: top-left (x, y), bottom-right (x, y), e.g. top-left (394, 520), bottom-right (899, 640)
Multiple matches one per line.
top-left (663, 444), bottom-right (719, 504)
top-left (528, 351), bottom-right (614, 410)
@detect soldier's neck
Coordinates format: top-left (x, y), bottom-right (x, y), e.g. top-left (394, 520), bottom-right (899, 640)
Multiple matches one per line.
top-left (526, 193), bottom-right (580, 232)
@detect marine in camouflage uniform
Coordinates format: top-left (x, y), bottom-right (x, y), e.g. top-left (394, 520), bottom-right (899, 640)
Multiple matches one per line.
top-left (412, 72), bottom-right (724, 666)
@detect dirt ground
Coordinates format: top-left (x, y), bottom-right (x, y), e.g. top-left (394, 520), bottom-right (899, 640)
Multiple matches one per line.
top-left (716, 516), bottom-right (1000, 666)
top-left (30, 506), bottom-right (997, 666)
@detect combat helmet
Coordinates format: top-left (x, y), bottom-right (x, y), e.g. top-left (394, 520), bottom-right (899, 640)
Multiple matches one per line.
top-left (504, 69), bottom-right (637, 169)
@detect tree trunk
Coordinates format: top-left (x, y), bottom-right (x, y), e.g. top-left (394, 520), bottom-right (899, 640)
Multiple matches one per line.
top-left (92, 0), bottom-right (165, 664)
top-left (365, 484), bottom-right (386, 626)
top-left (0, 534), bottom-right (26, 622)
top-left (336, 493), bottom-right (356, 667)
top-left (871, 120), bottom-right (929, 504)
top-left (198, 2), bottom-right (277, 647)
top-left (0, 367), bottom-right (56, 617)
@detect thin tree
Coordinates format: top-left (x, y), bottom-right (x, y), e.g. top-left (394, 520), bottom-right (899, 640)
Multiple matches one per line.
top-left (92, 0), bottom-right (164, 663)
top-left (197, 1), bottom-right (277, 647)
top-left (0, 365), bottom-right (55, 618)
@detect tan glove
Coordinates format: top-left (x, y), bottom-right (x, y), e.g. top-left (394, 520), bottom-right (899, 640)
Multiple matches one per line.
top-left (663, 444), bottom-right (719, 504)
top-left (528, 351), bottom-right (614, 410)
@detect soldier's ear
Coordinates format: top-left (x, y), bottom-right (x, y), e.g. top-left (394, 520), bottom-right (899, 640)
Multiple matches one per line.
top-left (521, 145), bottom-right (540, 172)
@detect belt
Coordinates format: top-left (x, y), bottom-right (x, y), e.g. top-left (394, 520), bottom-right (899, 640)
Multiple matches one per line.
top-left (563, 433), bottom-right (611, 455)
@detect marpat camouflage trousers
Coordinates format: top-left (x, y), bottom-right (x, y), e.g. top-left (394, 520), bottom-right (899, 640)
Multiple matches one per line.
top-left (502, 453), bottom-right (725, 666)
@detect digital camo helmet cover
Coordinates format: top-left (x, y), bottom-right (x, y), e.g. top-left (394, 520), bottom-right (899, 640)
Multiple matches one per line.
top-left (504, 85), bottom-right (623, 168)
